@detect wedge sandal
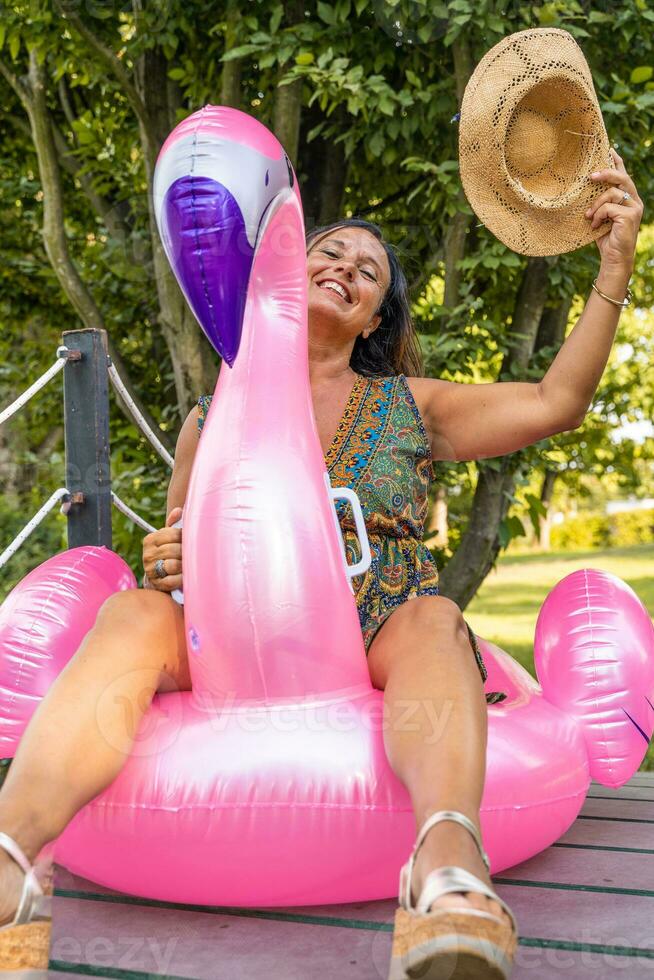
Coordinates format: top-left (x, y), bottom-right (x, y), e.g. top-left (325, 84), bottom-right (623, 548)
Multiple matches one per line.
top-left (0, 831), bottom-right (53, 972)
top-left (388, 809), bottom-right (518, 980)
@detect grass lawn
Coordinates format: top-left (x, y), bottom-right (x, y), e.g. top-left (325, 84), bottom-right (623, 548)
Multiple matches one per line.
top-left (465, 543), bottom-right (654, 772)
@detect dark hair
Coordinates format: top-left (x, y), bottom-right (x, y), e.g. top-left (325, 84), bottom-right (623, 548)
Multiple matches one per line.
top-left (305, 218), bottom-right (424, 379)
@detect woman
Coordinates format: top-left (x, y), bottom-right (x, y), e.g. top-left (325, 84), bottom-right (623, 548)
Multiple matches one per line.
top-left (0, 149), bottom-right (641, 978)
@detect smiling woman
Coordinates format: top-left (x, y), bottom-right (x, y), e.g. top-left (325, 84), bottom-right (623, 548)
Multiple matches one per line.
top-left (305, 218), bottom-right (424, 378)
top-left (192, 204), bottom-right (516, 979)
top-left (0, 87), bottom-right (642, 978)
top-left (197, 217), bottom-right (508, 710)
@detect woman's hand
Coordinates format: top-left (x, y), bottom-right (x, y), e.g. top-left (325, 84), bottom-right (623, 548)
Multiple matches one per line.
top-left (142, 506), bottom-right (183, 592)
top-left (586, 147), bottom-right (644, 270)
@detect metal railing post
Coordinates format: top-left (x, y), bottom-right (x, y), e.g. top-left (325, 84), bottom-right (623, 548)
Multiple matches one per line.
top-left (62, 328), bottom-right (112, 549)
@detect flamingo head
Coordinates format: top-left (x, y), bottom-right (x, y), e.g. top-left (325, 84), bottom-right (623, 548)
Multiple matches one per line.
top-left (153, 106), bottom-right (297, 366)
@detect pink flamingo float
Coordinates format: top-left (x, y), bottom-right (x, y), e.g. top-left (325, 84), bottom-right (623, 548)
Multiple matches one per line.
top-left (0, 106), bottom-right (652, 906)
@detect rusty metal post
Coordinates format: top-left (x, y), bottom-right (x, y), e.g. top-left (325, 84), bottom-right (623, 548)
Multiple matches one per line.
top-left (62, 328), bottom-right (112, 548)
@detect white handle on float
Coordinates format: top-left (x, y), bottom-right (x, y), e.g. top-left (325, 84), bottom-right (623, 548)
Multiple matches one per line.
top-left (171, 516), bottom-right (184, 606)
top-left (323, 473), bottom-right (372, 589)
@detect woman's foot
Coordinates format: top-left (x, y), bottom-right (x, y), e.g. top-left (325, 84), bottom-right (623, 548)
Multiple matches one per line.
top-left (0, 831), bottom-right (53, 929)
top-left (409, 817), bottom-right (513, 927)
top-left (0, 841), bottom-right (52, 974)
top-left (0, 848), bottom-right (28, 927)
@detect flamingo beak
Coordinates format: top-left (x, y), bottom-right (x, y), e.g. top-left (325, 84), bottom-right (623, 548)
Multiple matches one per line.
top-left (154, 112), bottom-right (296, 368)
top-left (161, 176), bottom-right (254, 367)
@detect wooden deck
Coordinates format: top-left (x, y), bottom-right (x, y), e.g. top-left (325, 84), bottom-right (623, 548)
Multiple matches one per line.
top-left (44, 771), bottom-right (654, 980)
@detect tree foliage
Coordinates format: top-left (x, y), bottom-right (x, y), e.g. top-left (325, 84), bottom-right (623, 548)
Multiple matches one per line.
top-left (0, 0), bottom-right (652, 605)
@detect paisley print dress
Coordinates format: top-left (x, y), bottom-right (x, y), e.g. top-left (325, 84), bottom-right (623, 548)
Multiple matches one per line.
top-left (197, 373), bottom-right (507, 705)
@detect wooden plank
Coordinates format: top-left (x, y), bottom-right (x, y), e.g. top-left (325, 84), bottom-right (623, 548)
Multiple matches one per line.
top-left (52, 863), bottom-right (654, 979)
top-left (50, 889), bottom-right (394, 980)
top-left (48, 974), bottom-right (105, 979)
top-left (580, 797), bottom-right (654, 821)
top-left (605, 773), bottom-right (654, 786)
top-left (496, 845), bottom-right (654, 891)
top-left (494, 880), bottom-right (654, 954)
top-left (558, 817), bottom-right (654, 850)
top-left (52, 866), bottom-right (398, 925)
top-left (53, 865), bottom-right (122, 899)
top-left (46, 955), bottom-right (654, 980)
top-left (587, 786), bottom-right (654, 802)
top-left (512, 948), bottom-right (654, 978)
top-left (50, 884), bottom-right (654, 980)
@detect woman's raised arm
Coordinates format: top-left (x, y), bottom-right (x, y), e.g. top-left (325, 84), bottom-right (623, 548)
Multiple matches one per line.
top-left (165, 404), bottom-right (202, 516)
top-left (416, 150), bottom-right (643, 464)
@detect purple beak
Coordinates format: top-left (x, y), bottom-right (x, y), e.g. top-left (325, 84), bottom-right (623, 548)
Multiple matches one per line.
top-left (163, 175), bottom-right (255, 366)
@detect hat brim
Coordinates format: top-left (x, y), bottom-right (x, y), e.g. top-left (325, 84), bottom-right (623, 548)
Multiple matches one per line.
top-left (459, 28), bottom-right (612, 256)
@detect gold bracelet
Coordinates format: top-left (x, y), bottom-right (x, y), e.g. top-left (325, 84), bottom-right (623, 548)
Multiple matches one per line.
top-left (591, 277), bottom-right (633, 309)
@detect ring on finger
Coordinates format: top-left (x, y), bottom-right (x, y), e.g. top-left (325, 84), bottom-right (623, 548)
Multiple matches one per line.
top-left (154, 558), bottom-right (167, 579)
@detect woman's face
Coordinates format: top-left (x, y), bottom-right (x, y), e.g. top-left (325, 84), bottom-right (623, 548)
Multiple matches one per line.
top-left (306, 227), bottom-right (390, 344)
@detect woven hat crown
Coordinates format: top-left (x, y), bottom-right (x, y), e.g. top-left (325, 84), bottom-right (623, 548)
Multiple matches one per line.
top-left (459, 28), bottom-right (612, 256)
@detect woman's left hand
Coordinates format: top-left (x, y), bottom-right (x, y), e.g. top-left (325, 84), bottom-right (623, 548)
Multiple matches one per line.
top-left (586, 147), bottom-right (644, 269)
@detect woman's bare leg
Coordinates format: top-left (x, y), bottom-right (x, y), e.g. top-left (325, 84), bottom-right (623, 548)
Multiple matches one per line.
top-left (366, 595), bottom-right (511, 925)
top-left (0, 589), bottom-right (190, 923)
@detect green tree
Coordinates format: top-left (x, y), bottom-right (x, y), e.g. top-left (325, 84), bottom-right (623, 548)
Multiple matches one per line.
top-left (0, 0), bottom-right (652, 609)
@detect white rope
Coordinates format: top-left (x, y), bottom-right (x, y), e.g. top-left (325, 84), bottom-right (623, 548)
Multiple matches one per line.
top-left (0, 488), bottom-right (70, 570)
top-left (0, 352), bottom-right (67, 428)
top-left (111, 492), bottom-right (156, 533)
top-left (107, 363), bottom-right (174, 469)
top-left (0, 488), bottom-right (156, 571)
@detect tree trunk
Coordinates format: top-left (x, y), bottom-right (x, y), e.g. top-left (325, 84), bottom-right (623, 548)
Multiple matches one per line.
top-left (317, 107), bottom-right (349, 225)
top-left (295, 99), bottom-right (349, 233)
top-left (538, 469), bottom-right (558, 550)
top-left (298, 103), bottom-right (332, 229)
top-left (273, 75), bottom-right (303, 169)
top-left (427, 485), bottom-right (449, 548)
top-left (442, 35), bottom-right (475, 310)
top-left (271, 0), bottom-right (305, 170)
top-left (18, 50), bottom-right (174, 453)
top-left (439, 255), bottom-right (557, 609)
top-left (50, 3), bottom-right (219, 420)
top-left (25, 54), bottom-right (104, 333)
top-left (535, 292), bottom-right (573, 351)
top-left (534, 295), bottom-right (572, 552)
top-left (443, 201), bottom-right (471, 310)
top-left (133, 42), bottom-right (219, 419)
top-left (220, 0), bottom-right (244, 110)
top-left (451, 34), bottom-right (473, 106)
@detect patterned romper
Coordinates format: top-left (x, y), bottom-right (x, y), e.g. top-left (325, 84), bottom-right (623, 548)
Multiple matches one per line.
top-left (197, 373), bottom-right (508, 705)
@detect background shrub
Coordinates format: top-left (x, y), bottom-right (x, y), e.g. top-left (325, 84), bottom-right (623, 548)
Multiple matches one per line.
top-left (550, 513), bottom-right (611, 551)
top-left (550, 509), bottom-right (654, 551)
top-left (609, 509), bottom-right (654, 547)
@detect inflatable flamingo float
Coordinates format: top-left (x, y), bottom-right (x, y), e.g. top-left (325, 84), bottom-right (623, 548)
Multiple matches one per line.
top-left (0, 106), bottom-right (652, 906)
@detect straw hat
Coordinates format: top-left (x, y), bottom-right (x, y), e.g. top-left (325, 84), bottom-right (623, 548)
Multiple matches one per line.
top-left (458, 28), bottom-right (613, 257)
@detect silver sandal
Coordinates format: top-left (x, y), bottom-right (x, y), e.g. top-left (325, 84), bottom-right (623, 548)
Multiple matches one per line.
top-left (0, 831), bottom-right (53, 972)
top-left (388, 809), bottom-right (518, 979)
